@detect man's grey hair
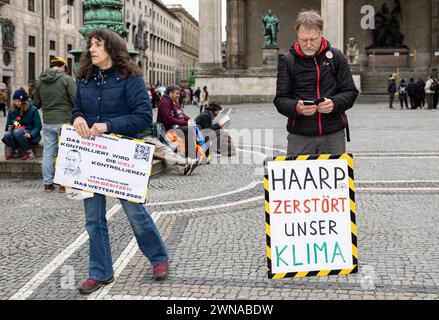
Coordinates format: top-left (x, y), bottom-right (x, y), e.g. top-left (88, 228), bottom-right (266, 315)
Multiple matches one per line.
top-left (165, 85), bottom-right (181, 96)
top-left (295, 10), bottom-right (324, 32)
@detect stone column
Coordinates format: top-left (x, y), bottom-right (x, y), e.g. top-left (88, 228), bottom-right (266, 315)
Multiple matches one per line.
top-left (227, 0), bottom-right (245, 69)
top-left (199, 0), bottom-right (223, 70)
top-left (321, 0), bottom-right (344, 52)
top-left (431, 0), bottom-right (439, 67)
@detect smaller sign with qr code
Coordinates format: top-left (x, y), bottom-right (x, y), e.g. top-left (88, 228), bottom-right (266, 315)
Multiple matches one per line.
top-left (134, 143), bottom-right (152, 162)
top-left (54, 125), bottom-right (155, 204)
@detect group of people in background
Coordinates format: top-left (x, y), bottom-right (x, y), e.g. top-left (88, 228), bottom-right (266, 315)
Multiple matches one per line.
top-left (388, 74), bottom-right (439, 110)
top-left (147, 84), bottom-right (210, 114)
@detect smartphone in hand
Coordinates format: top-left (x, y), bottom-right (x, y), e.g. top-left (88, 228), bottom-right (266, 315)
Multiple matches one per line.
top-left (303, 98), bottom-right (325, 105)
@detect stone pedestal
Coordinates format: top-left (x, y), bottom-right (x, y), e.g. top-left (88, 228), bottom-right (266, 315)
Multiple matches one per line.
top-left (262, 47), bottom-right (279, 68)
top-left (366, 48), bottom-right (410, 68)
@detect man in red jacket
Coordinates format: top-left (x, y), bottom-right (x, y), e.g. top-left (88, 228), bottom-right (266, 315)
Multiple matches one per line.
top-left (157, 85), bottom-right (195, 131)
top-left (274, 11), bottom-right (358, 156)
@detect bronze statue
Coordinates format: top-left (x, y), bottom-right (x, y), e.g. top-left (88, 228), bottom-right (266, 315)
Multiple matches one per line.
top-left (367, 1), bottom-right (407, 49)
top-left (135, 15), bottom-right (147, 51)
top-left (2, 19), bottom-right (15, 47)
top-left (262, 10), bottom-right (280, 47)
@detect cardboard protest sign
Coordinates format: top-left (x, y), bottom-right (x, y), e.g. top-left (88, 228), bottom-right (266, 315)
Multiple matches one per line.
top-left (54, 125), bottom-right (155, 204)
top-left (264, 154), bottom-right (358, 279)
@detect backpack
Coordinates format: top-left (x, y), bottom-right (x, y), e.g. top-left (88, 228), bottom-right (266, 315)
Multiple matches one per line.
top-left (399, 85), bottom-right (407, 95)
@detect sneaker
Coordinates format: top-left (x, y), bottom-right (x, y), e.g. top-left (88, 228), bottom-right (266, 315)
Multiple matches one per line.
top-left (5, 150), bottom-right (18, 160)
top-left (44, 184), bottom-right (55, 193)
top-left (22, 150), bottom-right (35, 160)
top-left (58, 186), bottom-right (66, 193)
top-left (153, 260), bottom-right (170, 281)
top-left (78, 277), bottom-right (115, 295)
top-left (183, 159), bottom-right (200, 176)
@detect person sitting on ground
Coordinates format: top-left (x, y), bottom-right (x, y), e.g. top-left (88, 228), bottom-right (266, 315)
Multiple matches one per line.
top-left (195, 102), bottom-right (224, 131)
top-left (195, 102), bottom-right (236, 157)
top-left (157, 85), bottom-right (195, 131)
top-left (2, 88), bottom-right (42, 160)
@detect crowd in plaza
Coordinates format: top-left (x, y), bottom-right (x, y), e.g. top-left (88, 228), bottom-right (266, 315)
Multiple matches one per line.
top-left (1, 8), bottom-right (433, 297)
top-left (0, 27), bottom-right (236, 295)
top-left (388, 74), bottom-right (439, 110)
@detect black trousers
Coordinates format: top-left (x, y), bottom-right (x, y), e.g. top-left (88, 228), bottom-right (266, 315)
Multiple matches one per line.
top-left (399, 95), bottom-right (409, 109)
top-left (389, 93), bottom-right (395, 108)
top-left (0, 103), bottom-right (6, 116)
top-left (408, 94), bottom-right (415, 109)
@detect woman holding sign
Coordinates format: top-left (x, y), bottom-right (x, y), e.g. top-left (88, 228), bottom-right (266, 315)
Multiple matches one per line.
top-left (71, 29), bottom-right (169, 294)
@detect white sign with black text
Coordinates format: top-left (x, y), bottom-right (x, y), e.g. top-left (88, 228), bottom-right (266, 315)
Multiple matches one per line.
top-left (54, 125), bottom-right (155, 203)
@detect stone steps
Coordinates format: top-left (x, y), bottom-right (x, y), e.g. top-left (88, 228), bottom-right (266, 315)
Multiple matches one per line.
top-left (355, 93), bottom-right (389, 104)
top-left (361, 70), bottom-right (434, 94)
top-left (0, 156), bottom-right (167, 179)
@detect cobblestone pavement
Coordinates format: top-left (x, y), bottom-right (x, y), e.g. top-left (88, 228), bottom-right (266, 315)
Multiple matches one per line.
top-left (1, 103), bottom-right (439, 300)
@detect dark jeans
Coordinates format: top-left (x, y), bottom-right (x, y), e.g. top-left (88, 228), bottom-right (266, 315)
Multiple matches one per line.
top-left (2, 128), bottom-right (31, 151)
top-left (389, 93), bottom-right (395, 108)
top-left (408, 94), bottom-right (415, 109)
top-left (399, 95), bottom-right (409, 109)
top-left (84, 194), bottom-right (168, 281)
top-left (426, 93), bottom-right (434, 109)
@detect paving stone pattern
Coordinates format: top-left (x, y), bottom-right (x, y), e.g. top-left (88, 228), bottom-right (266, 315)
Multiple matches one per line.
top-left (0, 103), bottom-right (438, 300)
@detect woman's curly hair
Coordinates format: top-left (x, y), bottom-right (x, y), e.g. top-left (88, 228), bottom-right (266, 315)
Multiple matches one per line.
top-left (77, 29), bottom-right (142, 80)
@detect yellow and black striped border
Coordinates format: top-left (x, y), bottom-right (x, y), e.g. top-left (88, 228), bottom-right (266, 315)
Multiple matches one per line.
top-left (264, 154), bottom-right (358, 279)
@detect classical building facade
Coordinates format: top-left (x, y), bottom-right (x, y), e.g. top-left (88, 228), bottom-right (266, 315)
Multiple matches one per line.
top-left (0, 0), bottom-right (83, 100)
top-left (197, 0), bottom-right (439, 103)
top-left (167, 4), bottom-right (199, 87)
top-left (124, 0), bottom-right (181, 87)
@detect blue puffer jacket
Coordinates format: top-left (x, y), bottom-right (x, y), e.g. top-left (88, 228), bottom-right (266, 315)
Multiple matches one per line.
top-left (71, 66), bottom-right (152, 138)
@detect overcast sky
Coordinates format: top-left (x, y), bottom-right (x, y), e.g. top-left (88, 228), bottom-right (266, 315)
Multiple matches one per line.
top-left (162, 0), bottom-right (227, 40)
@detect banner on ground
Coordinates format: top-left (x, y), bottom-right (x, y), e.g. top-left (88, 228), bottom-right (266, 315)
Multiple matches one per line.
top-left (54, 125), bottom-right (155, 204)
top-left (264, 154), bottom-right (358, 279)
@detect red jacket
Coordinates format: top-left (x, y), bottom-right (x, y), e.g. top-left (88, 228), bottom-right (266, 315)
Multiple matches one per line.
top-left (157, 95), bottom-right (190, 131)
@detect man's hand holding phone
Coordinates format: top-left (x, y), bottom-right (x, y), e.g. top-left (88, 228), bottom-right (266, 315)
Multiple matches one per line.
top-left (296, 100), bottom-right (318, 116)
top-left (317, 98), bottom-right (335, 114)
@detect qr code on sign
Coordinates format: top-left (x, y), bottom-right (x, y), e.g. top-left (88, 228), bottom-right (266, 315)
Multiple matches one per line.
top-left (134, 143), bottom-right (151, 161)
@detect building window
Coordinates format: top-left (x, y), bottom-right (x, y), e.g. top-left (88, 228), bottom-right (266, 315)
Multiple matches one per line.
top-left (28, 52), bottom-right (36, 82)
top-left (67, 44), bottom-right (73, 53)
top-left (49, 0), bottom-right (56, 19)
top-left (66, 0), bottom-right (75, 24)
top-left (28, 36), bottom-right (36, 47)
top-left (28, 0), bottom-right (35, 12)
top-left (126, 23), bottom-right (131, 41)
top-left (3, 51), bottom-right (11, 67)
top-left (132, 25), bottom-right (137, 45)
top-left (67, 58), bottom-right (73, 76)
top-left (50, 41), bottom-right (56, 51)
